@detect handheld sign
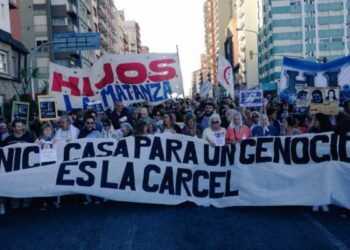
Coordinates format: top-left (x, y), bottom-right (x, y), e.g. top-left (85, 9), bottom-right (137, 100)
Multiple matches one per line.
top-left (11, 101), bottom-right (30, 126)
top-left (38, 95), bottom-right (58, 121)
top-left (239, 89), bottom-right (263, 107)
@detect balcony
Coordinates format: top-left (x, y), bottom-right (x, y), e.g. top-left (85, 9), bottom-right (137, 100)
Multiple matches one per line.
top-left (9, 0), bottom-right (17, 8)
top-left (67, 3), bottom-right (77, 15)
top-left (98, 0), bottom-right (107, 8)
top-left (100, 32), bottom-right (109, 47)
top-left (98, 4), bottom-right (107, 18)
top-left (98, 20), bottom-right (108, 33)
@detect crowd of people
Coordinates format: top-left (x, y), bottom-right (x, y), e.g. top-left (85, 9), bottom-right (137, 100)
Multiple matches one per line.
top-left (1, 94), bottom-right (350, 215)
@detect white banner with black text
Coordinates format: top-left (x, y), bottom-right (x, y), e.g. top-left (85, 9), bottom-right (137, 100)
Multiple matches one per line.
top-left (0, 133), bottom-right (349, 209)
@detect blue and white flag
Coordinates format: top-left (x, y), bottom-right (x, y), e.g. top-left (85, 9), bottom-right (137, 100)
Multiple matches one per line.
top-left (199, 80), bottom-right (212, 97)
top-left (217, 54), bottom-right (234, 98)
top-left (280, 56), bottom-right (350, 106)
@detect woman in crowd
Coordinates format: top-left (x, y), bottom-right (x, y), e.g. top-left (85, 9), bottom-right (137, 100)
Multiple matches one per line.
top-left (281, 116), bottom-right (301, 136)
top-left (251, 114), bottom-right (277, 137)
top-left (161, 112), bottom-right (181, 134)
top-left (226, 112), bottom-right (251, 143)
top-left (182, 113), bottom-right (202, 138)
top-left (101, 119), bottom-right (116, 139)
top-left (202, 114), bottom-right (226, 147)
top-left (308, 113), bottom-right (333, 133)
top-left (152, 110), bottom-right (164, 134)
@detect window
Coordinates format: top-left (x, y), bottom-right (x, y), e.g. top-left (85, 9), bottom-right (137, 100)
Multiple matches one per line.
top-left (36, 38), bottom-right (49, 52)
top-left (0, 51), bottom-right (9, 74)
top-left (52, 17), bottom-right (66, 26)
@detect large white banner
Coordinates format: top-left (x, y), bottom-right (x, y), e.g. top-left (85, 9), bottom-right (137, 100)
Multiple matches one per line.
top-left (280, 56), bottom-right (350, 106)
top-left (48, 53), bottom-right (184, 111)
top-left (0, 134), bottom-right (349, 209)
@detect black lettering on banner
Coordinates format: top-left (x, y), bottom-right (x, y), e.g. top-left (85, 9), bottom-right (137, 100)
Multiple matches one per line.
top-left (82, 142), bottom-right (95, 158)
top-left (119, 162), bottom-right (136, 191)
top-left (13, 148), bottom-right (21, 171)
top-left (96, 142), bottom-right (114, 157)
top-left (339, 135), bottom-right (350, 163)
top-left (209, 171), bottom-right (225, 198)
top-left (142, 164), bottom-right (160, 192)
top-left (221, 144), bottom-right (235, 166)
top-left (291, 137), bottom-right (309, 164)
top-left (239, 139), bottom-right (255, 164)
top-left (225, 170), bottom-right (239, 197)
top-left (310, 135), bottom-right (331, 163)
top-left (113, 139), bottom-right (129, 157)
top-left (135, 136), bottom-right (151, 158)
top-left (192, 170), bottom-right (209, 197)
top-left (256, 137), bottom-right (273, 163)
top-left (159, 167), bottom-right (175, 195)
top-left (56, 161), bottom-right (77, 186)
top-left (183, 141), bottom-right (198, 165)
top-left (22, 146), bottom-right (40, 169)
top-left (101, 160), bottom-right (118, 189)
top-left (273, 137), bottom-right (291, 164)
top-left (149, 137), bottom-right (165, 161)
top-left (64, 143), bottom-right (80, 161)
top-left (166, 139), bottom-right (182, 162)
top-left (204, 145), bottom-right (220, 166)
top-left (77, 161), bottom-right (96, 187)
top-left (175, 168), bottom-right (192, 196)
top-left (0, 148), bottom-right (14, 173)
top-left (330, 133), bottom-right (338, 161)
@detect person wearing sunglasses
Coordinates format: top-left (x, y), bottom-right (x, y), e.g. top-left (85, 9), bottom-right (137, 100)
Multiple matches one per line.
top-left (78, 115), bottom-right (102, 139)
top-left (101, 119), bottom-right (117, 139)
top-left (202, 114), bottom-right (226, 147)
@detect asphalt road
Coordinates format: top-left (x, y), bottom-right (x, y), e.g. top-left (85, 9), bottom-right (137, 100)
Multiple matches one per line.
top-left (0, 199), bottom-right (349, 250)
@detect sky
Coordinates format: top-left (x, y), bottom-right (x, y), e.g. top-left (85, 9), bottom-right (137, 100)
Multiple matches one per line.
top-left (114, 0), bottom-right (205, 96)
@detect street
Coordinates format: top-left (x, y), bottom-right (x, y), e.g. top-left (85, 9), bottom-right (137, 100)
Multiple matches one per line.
top-left (0, 200), bottom-right (349, 250)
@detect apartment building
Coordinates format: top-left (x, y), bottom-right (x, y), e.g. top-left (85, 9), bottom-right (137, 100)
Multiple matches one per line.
top-left (234, 0), bottom-right (259, 89)
top-left (203, 0), bottom-right (232, 87)
top-left (0, 0), bottom-right (28, 103)
top-left (259, 0), bottom-right (350, 89)
top-left (19, 0), bottom-right (95, 93)
top-left (124, 21), bottom-right (142, 53)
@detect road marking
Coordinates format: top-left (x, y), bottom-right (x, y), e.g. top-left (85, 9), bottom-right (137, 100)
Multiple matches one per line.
top-left (302, 211), bottom-right (349, 250)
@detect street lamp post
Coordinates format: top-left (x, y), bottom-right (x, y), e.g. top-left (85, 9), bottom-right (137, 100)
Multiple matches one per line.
top-left (236, 28), bottom-right (260, 89)
top-left (28, 41), bottom-right (63, 101)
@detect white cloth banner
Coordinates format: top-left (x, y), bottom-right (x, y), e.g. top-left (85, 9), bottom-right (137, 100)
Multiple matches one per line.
top-left (217, 54), bottom-right (234, 99)
top-left (0, 134), bottom-right (349, 209)
top-left (48, 53), bottom-right (184, 110)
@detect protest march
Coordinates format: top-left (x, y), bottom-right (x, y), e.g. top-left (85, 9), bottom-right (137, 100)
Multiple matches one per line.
top-left (0, 53), bottom-right (350, 216)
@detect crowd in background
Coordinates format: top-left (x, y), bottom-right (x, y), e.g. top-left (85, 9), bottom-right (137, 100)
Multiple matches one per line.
top-left (1, 94), bottom-right (350, 149)
top-left (1, 94), bottom-right (350, 214)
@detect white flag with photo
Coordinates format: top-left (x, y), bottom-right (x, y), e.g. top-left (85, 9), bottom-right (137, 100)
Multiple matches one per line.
top-left (199, 80), bottom-right (212, 97)
top-left (217, 54), bottom-right (234, 98)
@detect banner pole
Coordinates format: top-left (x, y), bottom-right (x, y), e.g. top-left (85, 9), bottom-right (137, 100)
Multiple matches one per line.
top-left (176, 45), bottom-right (186, 98)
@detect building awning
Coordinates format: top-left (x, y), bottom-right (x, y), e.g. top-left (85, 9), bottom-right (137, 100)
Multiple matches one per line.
top-left (0, 29), bottom-right (29, 54)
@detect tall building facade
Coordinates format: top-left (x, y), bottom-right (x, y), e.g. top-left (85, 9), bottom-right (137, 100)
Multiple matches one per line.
top-left (18, 0), bottom-right (139, 94)
top-left (259, 0), bottom-right (350, 88)
top-left (0, 0), bottom-right (28, 103)
top-left (203, 0), bottom-right (232, 86)
top-left (124, 21), bottom-right (142, 53)
top-left (234, 0), bottom-right (259, 89)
